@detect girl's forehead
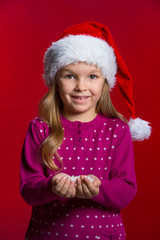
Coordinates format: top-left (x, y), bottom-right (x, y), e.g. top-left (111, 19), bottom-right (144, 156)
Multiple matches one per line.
top-left (60, 62), bottom-right (102, 73)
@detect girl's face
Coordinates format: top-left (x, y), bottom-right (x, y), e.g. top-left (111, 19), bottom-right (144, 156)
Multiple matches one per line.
top-left (56, 62), bottom-right (105, 121)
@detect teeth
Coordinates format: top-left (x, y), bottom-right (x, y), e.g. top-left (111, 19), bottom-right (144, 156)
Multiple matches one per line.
top-left (74, 97), bottom-right (87, 99)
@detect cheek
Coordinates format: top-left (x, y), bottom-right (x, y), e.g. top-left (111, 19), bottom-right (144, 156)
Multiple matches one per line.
top-left (58, 82), bottom-right (72, 96)
top-left (91, 84), bottom-right (104, 97)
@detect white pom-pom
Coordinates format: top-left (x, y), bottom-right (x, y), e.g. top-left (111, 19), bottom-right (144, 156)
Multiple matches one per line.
top-left (128, 118), bottom-right (151, 141)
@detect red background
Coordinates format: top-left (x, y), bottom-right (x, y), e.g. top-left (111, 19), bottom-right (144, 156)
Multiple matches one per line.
top-left (0, 0), bottom-right (160, 239)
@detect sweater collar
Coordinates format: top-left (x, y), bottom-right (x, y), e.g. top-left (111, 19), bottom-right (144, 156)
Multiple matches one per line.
top-left (60, 113), bottom-right (106, 130)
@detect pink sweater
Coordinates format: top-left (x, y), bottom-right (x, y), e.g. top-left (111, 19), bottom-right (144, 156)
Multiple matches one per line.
top-left (20, 113), bottom-right (137, 240)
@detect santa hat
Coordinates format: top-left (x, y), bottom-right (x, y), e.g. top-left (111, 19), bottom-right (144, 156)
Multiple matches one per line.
top-left (43, 21), bottom-right (151, 141)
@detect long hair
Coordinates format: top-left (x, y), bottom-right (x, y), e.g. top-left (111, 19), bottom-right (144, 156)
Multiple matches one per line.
top-left (39, 77), bottom-right (127, 172)
top-left (96, 82), bottom-right (127, 122)
top-left (39, 80), bottom-right (64, 171)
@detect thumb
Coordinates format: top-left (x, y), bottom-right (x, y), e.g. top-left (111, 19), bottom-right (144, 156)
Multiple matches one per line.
top-left (93, 179), bottom-right (101, 188)
top-left (93, 180), bottom-right (99, 188)
top-left (51, 175), bottom-right (60, 185)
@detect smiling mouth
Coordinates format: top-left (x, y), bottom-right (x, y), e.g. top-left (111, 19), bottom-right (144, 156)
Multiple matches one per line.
top-left (72, 96), bottom-right (89, 100)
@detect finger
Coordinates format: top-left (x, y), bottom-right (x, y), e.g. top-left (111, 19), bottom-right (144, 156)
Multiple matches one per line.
top-left (93, 179), bottom-right (101, 188)
top-left (81, 180), bottom-right (91, 197)
top-left (52, 175), bottom-right (60, 185)
top-left (65, 181), bottom-right (75, 198)
top-left (82, 177), bottom-right (98, 195)
top-left (87, 175), bottom-right (101, 187)
top-left (76, 178), bottom-right (83, 194)
top-left (70, 184), bottom-right (76, 198)
top-left (52, 178), bottom-right (65, 196)
top-left (55, 176), bottom-right (68, 192)
top-left (52, 173), bottom-right (68, 185)
top-left (60, 177), bottom-right (71, 195)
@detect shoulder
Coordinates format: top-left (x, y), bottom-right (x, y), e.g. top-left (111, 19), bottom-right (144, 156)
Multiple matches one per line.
top-left (31, 117), bottom-right (50, 129)
top-left (28, 117), bottom-right (51, 141)
top-left (99, 114), bottom-right (129, 131)
top-left (110, 118), bottom-right (129, 132)
top-left (98, 114), bottom-right (132, 144)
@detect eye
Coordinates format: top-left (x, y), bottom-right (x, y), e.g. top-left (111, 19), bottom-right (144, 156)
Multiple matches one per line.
top-left (89, 75), bottom-right (97, 79)
top-left (65, 74), bottom-right (75, 79)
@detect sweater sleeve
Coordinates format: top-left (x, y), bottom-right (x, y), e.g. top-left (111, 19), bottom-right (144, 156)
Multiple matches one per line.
top-left (92, 125), bottom-right (137, 210)
top-left (20, 119), bottom-right (59, 206)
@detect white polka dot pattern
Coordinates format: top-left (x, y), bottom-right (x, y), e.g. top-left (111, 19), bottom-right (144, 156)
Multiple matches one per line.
top-left (24, 116), bottom-right (129, 240)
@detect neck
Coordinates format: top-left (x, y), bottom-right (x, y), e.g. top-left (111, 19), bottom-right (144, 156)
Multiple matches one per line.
top-left (62, 111), bottom-right (98, 122)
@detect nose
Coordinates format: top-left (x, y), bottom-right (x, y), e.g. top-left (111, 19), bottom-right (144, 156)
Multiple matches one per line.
top-left (75, 78), bottom-right (87, 91)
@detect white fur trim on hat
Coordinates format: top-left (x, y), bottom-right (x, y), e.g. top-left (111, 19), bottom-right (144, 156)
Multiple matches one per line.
top-left (43, 34), bottom-right (117, 88)
top-left (128, 118), bottom-right (152, 141)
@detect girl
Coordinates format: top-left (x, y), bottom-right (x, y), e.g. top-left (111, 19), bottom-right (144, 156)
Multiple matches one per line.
top-left (20, 21), bottom-right (151, 240)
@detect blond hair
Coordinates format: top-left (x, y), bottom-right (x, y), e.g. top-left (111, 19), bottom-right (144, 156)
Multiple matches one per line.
top-left (39, 78), bottom-right (127, 171)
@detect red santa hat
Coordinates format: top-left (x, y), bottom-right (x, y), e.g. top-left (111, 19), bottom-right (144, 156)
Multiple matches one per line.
top-left (43, 21), bottom-right (151, 141)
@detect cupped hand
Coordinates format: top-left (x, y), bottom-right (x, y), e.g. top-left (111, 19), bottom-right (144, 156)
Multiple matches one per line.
top-left (51, 173), bottom-right (76, 198)
top-left (76, 174), bottom-right (101, 199)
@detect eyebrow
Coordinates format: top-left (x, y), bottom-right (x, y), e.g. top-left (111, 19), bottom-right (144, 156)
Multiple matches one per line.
top-left (61, 69), bottom-right (101, 74)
